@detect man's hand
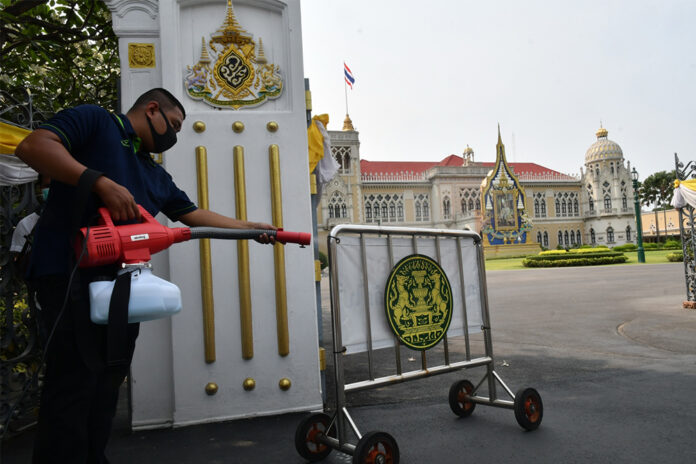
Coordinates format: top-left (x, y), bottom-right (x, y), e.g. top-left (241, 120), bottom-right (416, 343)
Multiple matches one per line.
top-left (93, 176), bottom-right (141, 222)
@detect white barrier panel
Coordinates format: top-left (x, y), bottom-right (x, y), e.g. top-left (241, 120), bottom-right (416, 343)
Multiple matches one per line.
top-left (335, 235), bottom-right (483, 354)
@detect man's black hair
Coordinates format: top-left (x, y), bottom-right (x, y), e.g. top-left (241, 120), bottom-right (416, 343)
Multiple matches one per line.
top-left (129, 88), bottom-right (186, 118)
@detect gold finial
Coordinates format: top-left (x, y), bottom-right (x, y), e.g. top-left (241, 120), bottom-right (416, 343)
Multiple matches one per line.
top-left (596, 126), bottom-right (608, 138)
top-left (199, 37), bottom-right (211, 63)
top-left (256, 38), bottom-right (267, 64)
top-left (343, 114), bottom-right (355, 131)
top-left (497, 123), bottom-right (502, 145)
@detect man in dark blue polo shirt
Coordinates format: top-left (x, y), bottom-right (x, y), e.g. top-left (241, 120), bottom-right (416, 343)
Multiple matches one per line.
top-left (16, 88), bottom-right (275, 463)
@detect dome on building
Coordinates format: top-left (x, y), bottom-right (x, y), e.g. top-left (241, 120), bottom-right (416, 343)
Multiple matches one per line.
top-left (584, 127), bottom-right (623, 164)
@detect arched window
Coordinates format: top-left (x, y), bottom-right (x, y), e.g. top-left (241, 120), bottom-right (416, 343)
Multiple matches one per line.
top-left (590, 228), bottom-right (596, 244)
top-left (577, 230), bottom-right (582, 245)
top-left (589, 197), bottom-right (594, 212)
top-left (328, 204), bottom-right (334, 218)
top-left (381, 203), bottom-right (388, 219)
top-left (534, 199), bottom-right (540, 216)
top-left (622, 195), bottom-right (627, 209)
top-left (537, 231), bottom-right (542, 244)
top-left (570, 230), bottom-right (576, 245)
top-left (443, 196), bottom-right (451, 220)
top-left (461, 199), bottom-right (467, 213)
top-left (558, 231), bottom-right (563, 246)
top-left (540, 200), bottom-right (546, 216)
top-left (604, 196), bottom-right (612, 210)
top-left (607, 227), bottom-right (615, 243)
top-left (564, 231), bottom-right (569, 245)
top-left (342, 204), bottom-right (347, 218)
top-left (389, 202), bottom-right (396, 221)
top-left (415, 203), bottom-right (422, 221)
top-left (543, 232), bottom-right (549, 247)
top-left (561, 200), bottom-right (567, 216)
top-left (573, 199), bottom-right (579, 216)
top-left (469, 199), bottom-right (475, 211)
top-left (365, 204), bottom-right (372, 222)
top-left (397, 204), bottom-right (404, 222)
top-left (626, 226), bottom-right (632, 241)
top-left (423, 201), bottom-right (430, 221)
top-left (374, 203), bottom-right (381, 220)
top-left (555, 199), bottom-right (560, 216)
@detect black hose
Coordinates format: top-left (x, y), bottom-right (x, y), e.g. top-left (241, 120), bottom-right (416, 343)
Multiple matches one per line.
top-left (189, 227), bottom-right (276, 240)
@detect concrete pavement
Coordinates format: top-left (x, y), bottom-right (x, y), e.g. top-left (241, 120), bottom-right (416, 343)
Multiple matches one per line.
top-left (3, 262), bottom-right (696, 463)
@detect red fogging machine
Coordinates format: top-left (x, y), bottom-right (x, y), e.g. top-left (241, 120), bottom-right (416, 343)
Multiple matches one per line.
top-left (74, 205), bottom-right (311, 324)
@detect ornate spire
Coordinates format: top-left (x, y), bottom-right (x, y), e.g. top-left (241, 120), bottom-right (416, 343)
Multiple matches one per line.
top-left (256, 38), bottom-right (267, 64)
top-left (199, 36), bottom-right (211, 64)
top-left (211, 0), bottom-right (253, 46)
top-left (596, 125), bottom-right (608, 139)
top-left (343, 114), bottom-right (355, 131)
top-left (496, 124), bottom-right (506, 161)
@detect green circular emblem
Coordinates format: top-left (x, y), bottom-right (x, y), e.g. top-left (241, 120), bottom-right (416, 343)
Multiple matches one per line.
top-left (384, 254), bottom-right (453, 351)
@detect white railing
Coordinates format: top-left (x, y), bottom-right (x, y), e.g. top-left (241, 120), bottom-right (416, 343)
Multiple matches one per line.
top-left (361, 171), bottom-right (427, 182)
top-left (515, 171), bottom-right (580, 182)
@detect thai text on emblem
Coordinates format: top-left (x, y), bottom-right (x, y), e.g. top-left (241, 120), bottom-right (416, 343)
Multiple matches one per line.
top-left (384, 255), bottom-right (453, 350)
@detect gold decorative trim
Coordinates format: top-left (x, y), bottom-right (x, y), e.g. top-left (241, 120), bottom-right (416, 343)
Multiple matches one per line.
top-left (128, 43), bottom-right (155, 68)
top-left (314, 259), bottom-right (321, 282)
top-left (319, 347), bottom-right (326, 371)
top-left (193, 121), bottom-right (206, 133)
top-left (232, 121), bottom-right (245, 133)
top-left (205, 382), bottom-right (218, 395)
top-left (310, 174), bottom-right (317, 195)
top-left (305, 89), bottom-right (312, 111)
top-left (266, 121), bottom-right (278, 132)
top-left (196, 146), bottom-right (216, 363)
top-left (279, 378), bottom-right (291, 391)
top-left (234, 146), bottom-right (253, 360)
top-left (242, 378), bottom-right (256, 391)
top-left (269, 145), bottom-right (289, 357)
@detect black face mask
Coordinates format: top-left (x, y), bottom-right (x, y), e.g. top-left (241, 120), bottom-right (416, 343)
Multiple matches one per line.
top-left (145, 108), bottom-right (177, 153)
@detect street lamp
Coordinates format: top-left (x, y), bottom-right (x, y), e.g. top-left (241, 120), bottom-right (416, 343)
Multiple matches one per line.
top-left (631, 167), bottom-right (646, 263)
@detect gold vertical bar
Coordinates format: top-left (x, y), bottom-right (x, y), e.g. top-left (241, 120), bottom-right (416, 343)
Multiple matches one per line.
top-left (234, 146), bottom-right (253, 360)
top-left (269, 144), bottom-right (289, 356)
top-left (196, 146), bottom-right (216, 363)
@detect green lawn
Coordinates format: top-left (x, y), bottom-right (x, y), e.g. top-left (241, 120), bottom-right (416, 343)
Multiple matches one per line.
top-left (484, 249), bottom-right (680, 271)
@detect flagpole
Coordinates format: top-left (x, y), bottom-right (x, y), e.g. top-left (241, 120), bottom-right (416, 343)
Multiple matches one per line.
top-left (344, 70), bottom-right (349, 116)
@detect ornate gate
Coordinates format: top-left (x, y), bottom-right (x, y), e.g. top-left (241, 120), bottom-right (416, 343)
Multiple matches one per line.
top-left (675, 153), bottom-right (696, 304)
top-left (0, 88), bottom-right (50, 438)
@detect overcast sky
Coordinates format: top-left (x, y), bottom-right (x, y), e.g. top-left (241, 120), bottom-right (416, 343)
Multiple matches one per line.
top-left (300, 0), bottom-right (696, 180)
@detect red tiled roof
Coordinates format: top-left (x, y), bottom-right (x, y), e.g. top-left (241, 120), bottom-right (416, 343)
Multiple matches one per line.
top-left (360, 155), bottom-right (573, 179)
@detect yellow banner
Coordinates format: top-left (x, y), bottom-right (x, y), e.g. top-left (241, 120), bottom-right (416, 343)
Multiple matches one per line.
top-left (0, 121), bottom-right (31, 155)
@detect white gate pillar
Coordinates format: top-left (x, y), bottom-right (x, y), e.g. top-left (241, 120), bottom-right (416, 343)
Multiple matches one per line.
top-left (106, 0), bottom-right (321, 429)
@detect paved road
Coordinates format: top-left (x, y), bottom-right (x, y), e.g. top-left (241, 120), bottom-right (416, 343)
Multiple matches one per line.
top-left (3, 263), bottom-right (696, 463)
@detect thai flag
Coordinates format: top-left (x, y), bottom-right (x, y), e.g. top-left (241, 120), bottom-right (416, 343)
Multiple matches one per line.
top-left (344, 62), bottom-right (355, 89)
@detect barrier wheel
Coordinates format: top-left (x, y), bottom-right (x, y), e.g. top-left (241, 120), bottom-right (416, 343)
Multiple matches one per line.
top-left (514, 387), bottom-right (543, 431)
top-left (352, 431), bottom-right (399, 464)
top-left (295, 413), bottom-right (334, 461)
top-left (448, 379), bottom-right (476, 417)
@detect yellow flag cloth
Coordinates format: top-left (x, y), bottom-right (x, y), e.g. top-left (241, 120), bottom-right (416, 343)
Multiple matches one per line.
top-left (0, 121), bottom-right (31, 155)
top-left (672, 179), bottom-right (696, 209)
top-left (307, 114), bottom-right (329, 173)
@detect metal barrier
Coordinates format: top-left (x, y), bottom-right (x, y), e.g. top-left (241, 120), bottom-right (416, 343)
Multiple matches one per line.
top-left (295, 225), bottom-right (543, 464)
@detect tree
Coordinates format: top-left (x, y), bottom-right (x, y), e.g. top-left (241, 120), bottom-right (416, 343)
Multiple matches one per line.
top-left (0, 0), bottom-right (120, 116)
top-left (639, 170), bottom-right (676, 242)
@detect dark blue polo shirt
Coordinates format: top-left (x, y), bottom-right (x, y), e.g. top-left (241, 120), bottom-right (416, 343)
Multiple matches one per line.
top-left (30, 104), bottom-right (197, 277)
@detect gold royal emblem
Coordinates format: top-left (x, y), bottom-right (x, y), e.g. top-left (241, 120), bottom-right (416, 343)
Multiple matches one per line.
top-left (184, 1), bottom-right (283, 109)
top-left (384, 255), bottom-right (453, 351)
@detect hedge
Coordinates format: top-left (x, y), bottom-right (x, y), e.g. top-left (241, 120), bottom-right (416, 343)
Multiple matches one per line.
top-left (523, 255), bottom-right (628, 267)
top-left (667, 252), bottom-right (683, 262)
top-left (524, 251), bottom-right (625, 263)
top-left (613, 244), bottom-right (637, 252)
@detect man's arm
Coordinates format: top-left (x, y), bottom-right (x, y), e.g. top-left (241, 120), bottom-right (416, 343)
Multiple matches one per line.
top-left (178, 209), bottom-right (276, 243)
top-left (15, 129), bottom-right (140, 222)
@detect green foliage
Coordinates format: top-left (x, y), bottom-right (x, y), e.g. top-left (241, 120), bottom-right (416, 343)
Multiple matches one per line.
top-left (613, 243), bottom-right (638, 252)
top-left (667, 251), bottom-right (683, 262)
top-left (638, 170), bottom-right (676, 211)
top-left (523, 255), bottom-right (628, 267)
top-left (0, 0), bottom-right (120, 113)
top-left (540, 250), bottom-right (567, 255)
top-left (318, 251), bottom-right (328, 270)
top-left (643, 242), bottom-right (659, 250)
top-left (664, 239), bottom-right (681, 249)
